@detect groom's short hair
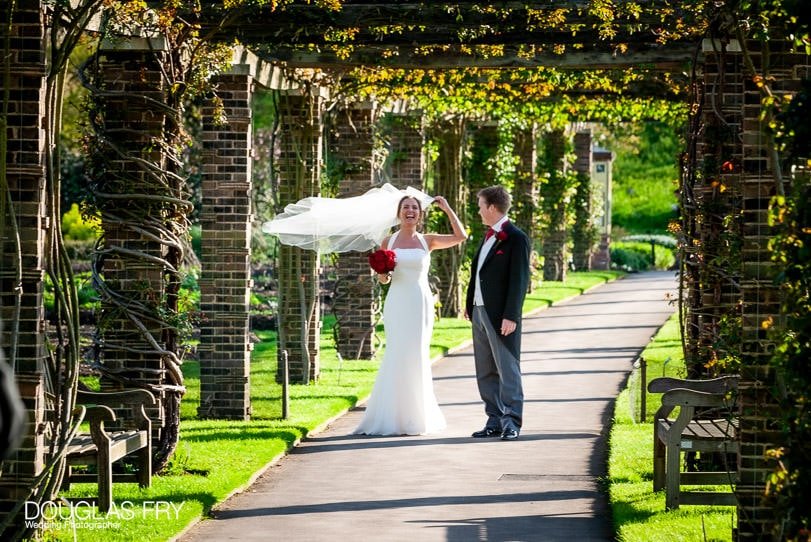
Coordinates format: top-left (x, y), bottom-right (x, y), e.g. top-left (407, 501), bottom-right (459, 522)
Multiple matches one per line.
top-left (478, 186), bottom-right (511, 214)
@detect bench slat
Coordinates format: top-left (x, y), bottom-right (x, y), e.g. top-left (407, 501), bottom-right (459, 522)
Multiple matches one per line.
top-left (109, 431), bottom-right (149, 461)
top-left (681, 419), bottom-right (736, 439)
top-left (656, 419), bottom-right (737, 441)
top-left (66, 435), bottom-right (97, 458)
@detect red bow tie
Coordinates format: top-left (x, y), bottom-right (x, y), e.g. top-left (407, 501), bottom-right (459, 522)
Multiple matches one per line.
top-left (485, 227), bottom-right (496, 241)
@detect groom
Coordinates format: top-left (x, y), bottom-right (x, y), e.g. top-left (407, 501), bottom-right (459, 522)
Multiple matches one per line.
top-left (465, 185), bottom-right (530, 441)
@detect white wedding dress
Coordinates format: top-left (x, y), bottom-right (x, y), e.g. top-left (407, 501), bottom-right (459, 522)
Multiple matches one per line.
top-left (353, 232), bottom-right (446, 436)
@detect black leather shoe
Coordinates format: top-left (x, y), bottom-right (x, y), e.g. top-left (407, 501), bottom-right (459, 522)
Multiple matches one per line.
top-left (471, 427), bottom-right (502, 438)
top-left (501, 428), bottom-right (519, 441)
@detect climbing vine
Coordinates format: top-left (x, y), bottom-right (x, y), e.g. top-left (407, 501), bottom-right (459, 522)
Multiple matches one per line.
top-left (538, 127), bottom-right (577, 281)
top-left (765, 82), bottom-right (811, 540)
top-left (767, 167), bottom-right (811, 541)
top-left (428, 116), bottom-right (467, 317)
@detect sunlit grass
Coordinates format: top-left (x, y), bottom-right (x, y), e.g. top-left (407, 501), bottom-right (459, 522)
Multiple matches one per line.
top-left (608, 313), bottom-right (737, 541)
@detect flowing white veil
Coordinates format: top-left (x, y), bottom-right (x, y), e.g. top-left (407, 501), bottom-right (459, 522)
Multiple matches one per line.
top-left (262, 183), bottom-right (435, 253)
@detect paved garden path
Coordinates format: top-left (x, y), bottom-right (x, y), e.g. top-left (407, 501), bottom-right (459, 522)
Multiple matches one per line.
top-left (179, 271), bottom-right (677, 542)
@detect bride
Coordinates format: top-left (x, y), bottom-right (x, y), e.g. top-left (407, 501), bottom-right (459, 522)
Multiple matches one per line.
top-left (263, 184), bottom-right (466, 435)
top-left (353, 194), bottom-right (466, 436)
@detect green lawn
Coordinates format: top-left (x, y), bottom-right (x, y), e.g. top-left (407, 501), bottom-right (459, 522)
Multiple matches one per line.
top-left (52, 271), bottom-right (622, 541)
top-left (608, 313), bottom-right (737, 541)
top-left (610, 121), bottom-right (681, 235)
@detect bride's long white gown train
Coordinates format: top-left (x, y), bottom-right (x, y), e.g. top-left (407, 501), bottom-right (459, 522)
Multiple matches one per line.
top-left (353, 233), bottom-right (446, 436)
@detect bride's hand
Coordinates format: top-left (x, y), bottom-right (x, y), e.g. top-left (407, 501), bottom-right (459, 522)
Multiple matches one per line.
top-left (434, 196), bottom-right (450, 212)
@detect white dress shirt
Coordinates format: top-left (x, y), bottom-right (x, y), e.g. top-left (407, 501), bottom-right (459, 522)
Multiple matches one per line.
top-left (473, 216), bottom-right (509, 306)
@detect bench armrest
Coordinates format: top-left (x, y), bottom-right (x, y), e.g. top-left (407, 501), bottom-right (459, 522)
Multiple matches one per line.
top-left (656, 388), bottom-right (736, 441)
top-left (648, 375), bottom-right (739, 395)
top-left (661, 388), bottom-right (732, 408)
top-left (83, 405), bottom-right (117, 448)
top-left (653, 403), bottom-right (676, 422)
top-left (651, 385), bottom-right (736, 426)
top-left (84, 404), bottom-right (116, 425)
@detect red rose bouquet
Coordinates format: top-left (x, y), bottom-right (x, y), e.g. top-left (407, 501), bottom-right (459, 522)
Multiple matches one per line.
top-left (368, 249), bottom-right (396, 274)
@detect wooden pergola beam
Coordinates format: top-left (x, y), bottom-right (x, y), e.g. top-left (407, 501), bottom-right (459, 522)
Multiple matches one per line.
top-left (253, 42), bottom-right (697, 70)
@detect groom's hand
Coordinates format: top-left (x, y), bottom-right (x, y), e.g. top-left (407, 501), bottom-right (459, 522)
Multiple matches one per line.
top-left (501, 318), bottom-right (517, 336)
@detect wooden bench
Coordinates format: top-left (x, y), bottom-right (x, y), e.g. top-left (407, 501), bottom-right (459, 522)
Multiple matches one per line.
top-left (64, 389), bottom-right (156, 512)
top-left (648, 375), bottom-right (739, 510)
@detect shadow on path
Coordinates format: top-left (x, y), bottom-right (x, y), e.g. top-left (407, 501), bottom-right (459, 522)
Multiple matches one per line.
top-left (180, 271), bottom-right (677, 542)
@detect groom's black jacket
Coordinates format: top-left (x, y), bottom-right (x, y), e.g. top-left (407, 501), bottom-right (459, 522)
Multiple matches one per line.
top-left (465, 221), bottom-right (531, 358)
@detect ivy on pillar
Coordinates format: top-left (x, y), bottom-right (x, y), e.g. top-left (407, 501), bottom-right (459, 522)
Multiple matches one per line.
top-left (430, 117), bottom-right (467, 317)
top-left (198, 66), bottom-right (254, 419)
top-left (328, 102), bottom-right (377, 360)
top-left (539, 128), bottom-right (572, 282)
top-left (87, 37), bottom-right (199, 470)
top-left (465, 122), bottom-right (499, 239)
top-left (571, 130), bottom-right (595, 271)
top-left (512, 123), bottom-right (538, 289)
top-left (274, 89), bottom-right (322, 383)
top-left (680, 40), bottom-right (746, 383)
top-left (691, 45), bottom-right (744, 381)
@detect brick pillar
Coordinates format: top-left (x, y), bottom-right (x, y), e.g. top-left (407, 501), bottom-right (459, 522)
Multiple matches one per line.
top-left (330, 103), bottom-right (376, 360)
top-left (572, 130), bottom-right (594, 271)
top-left (734, 41), bottom-right (804, 540)
top-left (384, 112), bottom-right (424, 189)
top-left (92, 38), bottom-right (173, 440)
top-left (275, 90), bottom-right (322, 383)
top-left (197, 68), bottom-right (253, 419)
top-left (0, 0), bottom-right (48, 534)
top-left (540, 128), bottom-right (569, 282)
